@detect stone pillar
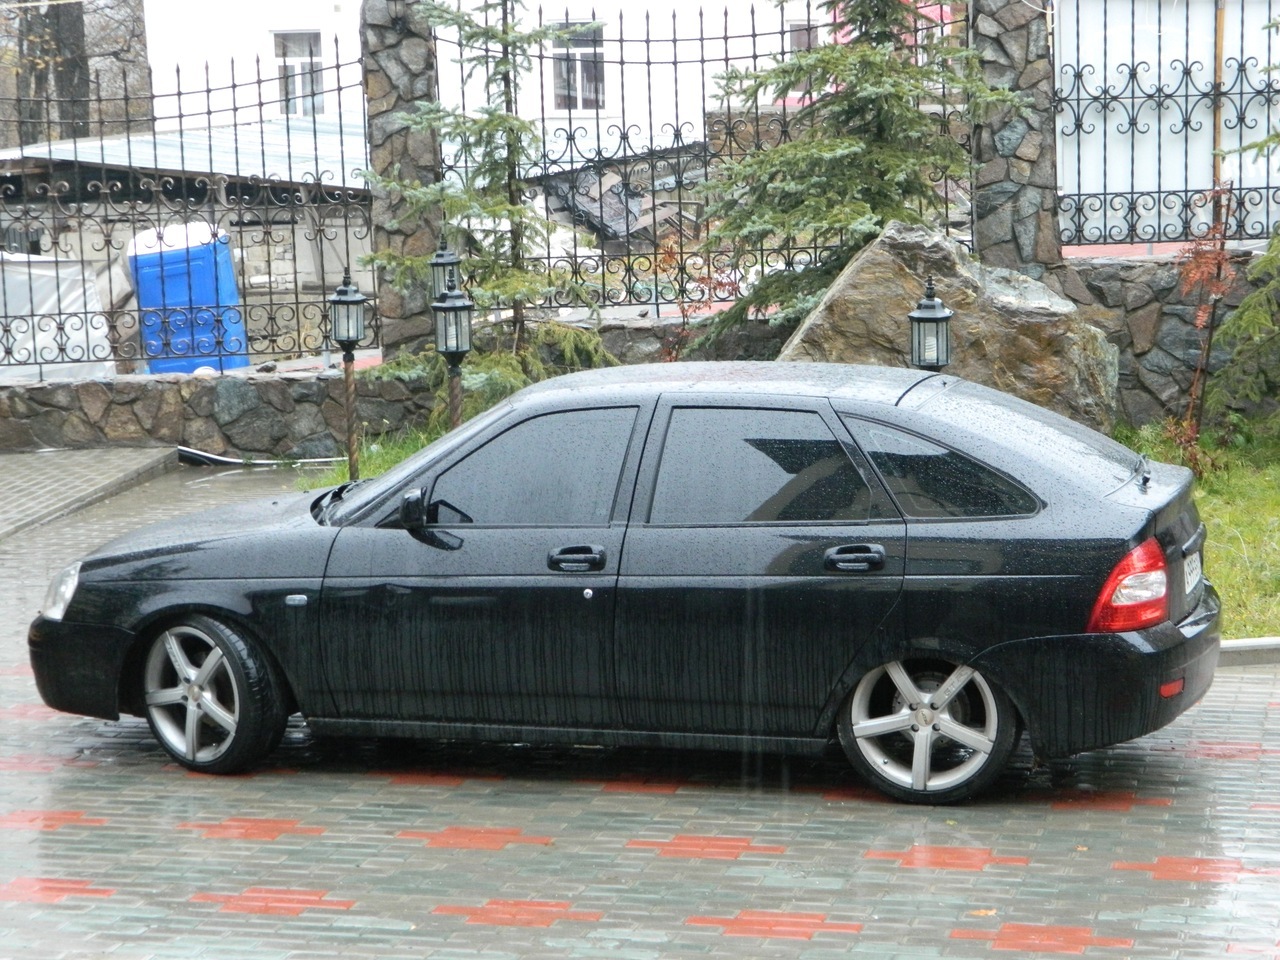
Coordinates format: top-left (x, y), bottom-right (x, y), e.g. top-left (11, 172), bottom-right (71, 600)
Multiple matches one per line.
top-left (362, 0), bottom-right (440, 358)
top-left (970, 0), bottom-right (1061, 279)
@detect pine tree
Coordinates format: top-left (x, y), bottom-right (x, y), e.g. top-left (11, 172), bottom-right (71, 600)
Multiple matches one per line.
top-left (701, 0), bottom-right (1017, 335)
top-left (370, 0), bottom-right (593, 349)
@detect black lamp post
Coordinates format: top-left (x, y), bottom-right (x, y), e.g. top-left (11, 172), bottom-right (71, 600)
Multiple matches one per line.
top-left (330, 271), bottom-right (368, 481)
top-left (430, 240), bottom-right (474, 429)
top-left (908, 276), bottom-right (953, 372)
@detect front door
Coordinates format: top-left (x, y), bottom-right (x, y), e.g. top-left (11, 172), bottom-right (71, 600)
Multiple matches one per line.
top-left (319, 404), bottom-right (644, 729)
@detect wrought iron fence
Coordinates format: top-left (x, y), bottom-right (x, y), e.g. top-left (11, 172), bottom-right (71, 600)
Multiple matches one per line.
top-left (0, 39), bottom-right (373, 382)
top-left (1055, 0), bottom-right (1280, 246)
top-left (435, 1), bottom-right (970, 315)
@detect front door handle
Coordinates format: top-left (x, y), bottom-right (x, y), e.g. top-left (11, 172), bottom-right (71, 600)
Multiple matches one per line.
top-left (824, 543), bottom-right (885, 573)
top-left (548, 545), bottom-right (606, 572)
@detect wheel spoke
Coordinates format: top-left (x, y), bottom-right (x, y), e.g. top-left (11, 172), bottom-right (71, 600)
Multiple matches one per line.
top-left (930, 665), bottom-right (975, 711)
top-left (911, 726), bottom-right (936, 791)
top-left (163, 631), bottom-right (195, 680)
top-left (938, 717), bottom-right (994, 754)
top-left (199, 695), bottom-right (237, 733)
top-left (193, 648), bottom-right (225, 686)
top-left (852, 712), bottom-right (914, 739)
top-left (184, 702), bottom-right (202, 759)
top-left (886, 661), bottom-right (925, 706)
top-left (145, 685), bottom-right (185, 708)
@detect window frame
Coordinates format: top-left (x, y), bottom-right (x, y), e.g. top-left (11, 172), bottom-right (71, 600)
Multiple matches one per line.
top-left (274, 31), bottom-right (325, 117)
top-left (549, 22), bottom-right (606, 112)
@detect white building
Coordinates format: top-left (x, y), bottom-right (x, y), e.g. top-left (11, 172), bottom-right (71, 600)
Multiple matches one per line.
top-left (140, 0), bottom-right (366, 129)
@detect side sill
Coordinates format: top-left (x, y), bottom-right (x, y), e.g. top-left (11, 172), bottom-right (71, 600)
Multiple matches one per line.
top-left (305, 718), bottom-right (831, 757)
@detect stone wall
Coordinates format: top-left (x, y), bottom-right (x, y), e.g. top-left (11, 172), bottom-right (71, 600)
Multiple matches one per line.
top-left (970, 0), bottom-right (1061, 278)
top-left (362, 0), bottom-right (439, 358)
top-left (1048, 257), bottom-right (1256, 426)
top-left (0, 371), bottom-right (436, 459)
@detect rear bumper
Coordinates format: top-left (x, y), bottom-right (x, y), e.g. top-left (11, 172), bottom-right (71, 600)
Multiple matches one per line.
top-left (28, 615), bottom-right (136, 721)
top-left (969, 583), bottom-right (1221, 758)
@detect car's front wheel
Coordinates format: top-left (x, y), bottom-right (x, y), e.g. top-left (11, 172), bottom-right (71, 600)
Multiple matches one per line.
top-left (838, 658), bottom-right (1017, 804)
top-left (142, 615), bottom-right (288, 774)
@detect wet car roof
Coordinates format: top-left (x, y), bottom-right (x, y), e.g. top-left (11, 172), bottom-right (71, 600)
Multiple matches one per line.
top-left (516, 361), bottom-right (935, 406)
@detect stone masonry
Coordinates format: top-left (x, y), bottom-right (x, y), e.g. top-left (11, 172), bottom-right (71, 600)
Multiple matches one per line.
top-left (363, 0), bottom-right (440, 358)
top-left (0, 371), bottom-right (436, 460)
top-left (1052, 256), bottom-right (1255, 425)
top-left (971, 0), bottom-right (1061, 277)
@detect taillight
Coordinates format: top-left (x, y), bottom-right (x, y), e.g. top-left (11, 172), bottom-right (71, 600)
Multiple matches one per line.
top-left (1086, 537), bottom-right (1169, 633)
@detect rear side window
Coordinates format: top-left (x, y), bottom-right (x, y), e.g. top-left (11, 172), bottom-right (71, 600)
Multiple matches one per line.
top-left (650, 407), bottom-right (872, 524)
top-left (431, 406), bottom-right (637, 525)
top-left (848, 420), bottom-right (1038, 519)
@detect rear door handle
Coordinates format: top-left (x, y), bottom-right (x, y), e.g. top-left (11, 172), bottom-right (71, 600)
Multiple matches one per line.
top-left (548, 545), bottom-right (606, 572)
top-left (824, 543), bottom-right (885, 572)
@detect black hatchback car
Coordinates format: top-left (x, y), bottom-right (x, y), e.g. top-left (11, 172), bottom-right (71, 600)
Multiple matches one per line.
top-left (29, 362), bottom-right (1220, 803)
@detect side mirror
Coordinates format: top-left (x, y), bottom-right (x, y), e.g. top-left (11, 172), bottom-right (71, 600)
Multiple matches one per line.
top-left (399, 490), bottom-right (427, 529)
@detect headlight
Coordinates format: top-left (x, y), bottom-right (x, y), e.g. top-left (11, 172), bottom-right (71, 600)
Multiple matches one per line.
top-left (41, 561), bottom-right (81, 622)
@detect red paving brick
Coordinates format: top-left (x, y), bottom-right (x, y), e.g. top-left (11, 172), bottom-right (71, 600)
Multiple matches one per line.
top-left (865, 845), bottom-right (1030, 870)
top-left (686, 910), bottom-right (863, 939)
top-left (1048, 790), bottom-right (1173, 812)
top-left (1113, 857), bottom-right (1280, 882)
top-left (952, 922), bottom-right (1134, 953)
top-left (190, 888), bottom-right (356, 915)
top-left (0, 809), bottom-right (108, 830)
top-left (0, 878), bottom-right (116, 903)
top-left (626, 834), bottom-right (788, 859)
top-left (398, 826), bottom-right (552, 849)
top-left (433, 899), bottom-right (603, 927)
top-left (177, 817), bottom-right (327, 840)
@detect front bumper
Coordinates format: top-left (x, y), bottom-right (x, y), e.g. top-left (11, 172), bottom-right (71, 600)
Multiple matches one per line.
top-left (28, 615), bottom-right (138, 721)
top-left (969, 583), bottom-right (1221, 758)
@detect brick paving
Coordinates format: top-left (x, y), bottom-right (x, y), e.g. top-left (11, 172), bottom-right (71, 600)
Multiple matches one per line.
top-left (1, 463), bottom-right (1279, 959)
top-left (0, 448), bottom-right (175, 543)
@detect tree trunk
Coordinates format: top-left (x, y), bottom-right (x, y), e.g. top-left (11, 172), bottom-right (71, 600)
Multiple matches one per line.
top-left (17, 2), bottom-right (92, 143)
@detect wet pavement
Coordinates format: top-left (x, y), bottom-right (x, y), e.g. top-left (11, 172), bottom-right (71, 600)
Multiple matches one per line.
top-left (1, 462), bottom-right (1279, 959)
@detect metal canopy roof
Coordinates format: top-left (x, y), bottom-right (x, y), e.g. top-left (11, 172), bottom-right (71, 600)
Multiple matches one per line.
top-left (0, 117), bottom-right (370, 190)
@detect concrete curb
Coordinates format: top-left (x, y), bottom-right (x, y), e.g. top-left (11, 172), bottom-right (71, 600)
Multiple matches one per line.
top-left (1219, 637), bottom-right (1280, 668)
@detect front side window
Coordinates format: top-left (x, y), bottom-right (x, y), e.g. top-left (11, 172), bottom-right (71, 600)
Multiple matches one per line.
top-left (848, 420), bottom-right (1038, 519)
top-left (430, 407), bottom-right (637, 526)
top-left (276, 32), bottom-right (324, 116)
top-left (552, 24), bottom-right (605, 111)
top-left (649, 407), bottom-right (872, 525)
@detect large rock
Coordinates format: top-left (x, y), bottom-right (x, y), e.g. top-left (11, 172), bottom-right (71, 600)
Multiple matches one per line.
top-left (778, 222), bottom-right (1120, 431)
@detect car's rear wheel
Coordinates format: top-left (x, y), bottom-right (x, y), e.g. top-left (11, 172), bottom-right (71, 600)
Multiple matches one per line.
top-left (837, 658), bottom-right (1017, 804)
top-left (142, 615), bottom-right (287, 774)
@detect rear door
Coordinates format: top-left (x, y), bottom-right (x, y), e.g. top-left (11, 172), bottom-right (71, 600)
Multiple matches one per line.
top-left (613, 396), bottom-right (906, 738)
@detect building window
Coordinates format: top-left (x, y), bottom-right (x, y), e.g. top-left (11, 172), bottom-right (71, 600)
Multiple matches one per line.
top-left (788, 22), bottom-right (820, 52)
top-left (786, 22), bottom-right (820, 98)
top-left (276, 32), bottom-right (324, 116)
top-left (552, 24), bottom-right (605, 111)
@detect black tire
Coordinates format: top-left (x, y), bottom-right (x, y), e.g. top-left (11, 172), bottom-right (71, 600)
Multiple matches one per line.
top-left (837, 657), bottom-right (1017, 804)
top-left (141, 614), bottom-right (288, 774)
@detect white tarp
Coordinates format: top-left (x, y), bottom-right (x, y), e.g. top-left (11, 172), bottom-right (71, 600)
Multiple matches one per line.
top-left (0, 253), bottom-right (116, 382)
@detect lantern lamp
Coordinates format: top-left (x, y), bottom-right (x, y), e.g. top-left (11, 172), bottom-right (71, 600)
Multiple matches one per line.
top-left (908, 276), bottom-right (953, 372)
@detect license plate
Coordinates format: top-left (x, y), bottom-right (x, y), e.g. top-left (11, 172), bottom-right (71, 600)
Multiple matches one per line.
top-left (1184, 551), bottom-right (1202, 595)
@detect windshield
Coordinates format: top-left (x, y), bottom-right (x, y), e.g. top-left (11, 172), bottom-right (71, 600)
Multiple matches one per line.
top-left (324, 399), bottom-right (515, 524)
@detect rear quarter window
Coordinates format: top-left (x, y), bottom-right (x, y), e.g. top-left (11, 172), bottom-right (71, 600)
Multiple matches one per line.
top-left (845, 418), bottom-right (1039, 519)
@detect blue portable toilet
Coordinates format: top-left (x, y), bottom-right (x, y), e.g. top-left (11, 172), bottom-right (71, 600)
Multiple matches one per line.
top-left (127, 223), bottom-right (251, 374)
